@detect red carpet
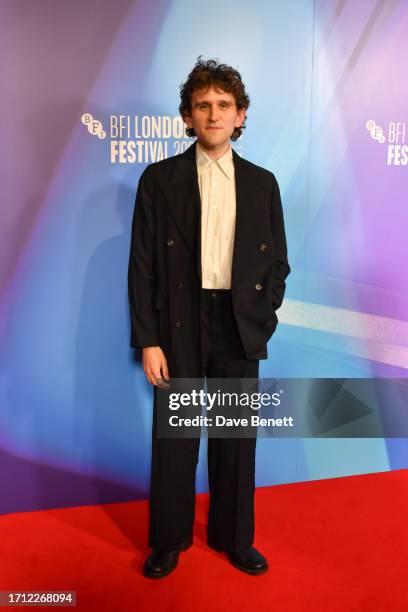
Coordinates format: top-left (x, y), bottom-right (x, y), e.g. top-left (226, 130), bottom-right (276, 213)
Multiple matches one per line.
top-left (1, 470), bottom-right (407, 611)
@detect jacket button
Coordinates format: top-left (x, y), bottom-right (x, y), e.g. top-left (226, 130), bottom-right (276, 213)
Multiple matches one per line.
top-left (255, 283), bottom-right (263, 291)
top-left (176, 282), bottom-right (183, 290)
top-left (166, 238), bottom-right (175, 246)
top-left (175, 321), bottom-right (181, 328)
top-left (266, 320), bottom-right (274, 326)
top-left (259, 243), bottom-right (268, 252)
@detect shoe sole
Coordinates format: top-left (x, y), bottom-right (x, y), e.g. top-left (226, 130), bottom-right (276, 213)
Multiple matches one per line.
top-left (229, 560), bottom-right (269, 575)
top-left (143, 563), bottom-right (179, 579)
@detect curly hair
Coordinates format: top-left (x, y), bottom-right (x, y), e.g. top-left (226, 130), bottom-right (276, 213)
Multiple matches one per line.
top-left (179, 55), bottom-right (250, 141)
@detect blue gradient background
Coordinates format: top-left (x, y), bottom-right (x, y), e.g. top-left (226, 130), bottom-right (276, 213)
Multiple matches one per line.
top-left (1, 0), bottom-right (407, 513)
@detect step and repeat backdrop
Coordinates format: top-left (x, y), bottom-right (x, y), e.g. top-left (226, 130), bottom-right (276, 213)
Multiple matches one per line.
top-left (1, 0), bottom-right (407, 513)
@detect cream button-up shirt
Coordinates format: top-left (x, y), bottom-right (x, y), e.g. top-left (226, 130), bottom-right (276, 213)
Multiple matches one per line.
top-left (196, 142), bottom-right (236, 289)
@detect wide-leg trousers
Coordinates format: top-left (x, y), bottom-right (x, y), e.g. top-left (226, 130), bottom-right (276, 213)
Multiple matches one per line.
top-left (148, 288), bottom-right (259, 553)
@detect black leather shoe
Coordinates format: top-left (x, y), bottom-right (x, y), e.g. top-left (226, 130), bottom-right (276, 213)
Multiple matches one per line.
top-left (143, 535), bottom-right (192, 578)
top-left (208, 541), bottom-right (268, 575)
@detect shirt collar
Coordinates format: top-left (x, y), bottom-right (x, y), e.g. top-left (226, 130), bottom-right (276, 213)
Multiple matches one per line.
top-left (196, 141), bottom-right (234, 180)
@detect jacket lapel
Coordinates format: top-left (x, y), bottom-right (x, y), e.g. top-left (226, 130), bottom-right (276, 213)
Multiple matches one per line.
top-left (169, 141), bottom-right (202, 280)
top-left (230, 147), bottom-right (261, 288)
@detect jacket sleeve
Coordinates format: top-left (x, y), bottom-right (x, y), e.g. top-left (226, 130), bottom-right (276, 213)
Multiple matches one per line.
top-left (127, 166), bottom-right (160, 349)
top-left (270, 174), bottom-right (291, 310)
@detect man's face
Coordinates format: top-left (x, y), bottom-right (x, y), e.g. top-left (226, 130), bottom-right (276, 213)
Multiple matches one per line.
top-left (183, 85), bottom-right (246, 151)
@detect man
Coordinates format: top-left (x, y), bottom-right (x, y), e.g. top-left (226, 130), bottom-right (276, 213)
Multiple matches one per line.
top-left (128, 57), bottom-right (290, 578)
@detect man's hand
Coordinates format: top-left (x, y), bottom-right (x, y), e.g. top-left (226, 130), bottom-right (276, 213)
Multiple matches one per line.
top-left (142, 346), bottom-right (170, 387)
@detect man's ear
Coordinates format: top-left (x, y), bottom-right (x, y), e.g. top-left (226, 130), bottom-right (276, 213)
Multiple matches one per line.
top-left (183, 113), bottom-right (193, 128)
top-left (236, 109), bottom-right (246, 128)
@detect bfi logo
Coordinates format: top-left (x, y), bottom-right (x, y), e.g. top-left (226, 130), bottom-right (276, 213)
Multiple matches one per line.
top-left (366, 120), bottom-right (407, 166)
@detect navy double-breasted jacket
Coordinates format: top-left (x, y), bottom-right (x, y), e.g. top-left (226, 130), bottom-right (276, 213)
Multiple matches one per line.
top-left (128, 139), bottom-right (290, 377)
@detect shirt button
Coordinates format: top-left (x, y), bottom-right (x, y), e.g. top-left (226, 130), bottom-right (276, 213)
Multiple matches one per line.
top-left (255, 283), bottom-right (263, 291)
top-left (176, 282), bottom-right (183, 290)
top-left (166, 239), bottom-right (175, 247)
top-left (175, 321), bottom-right (181, 328)
top-left (212, 205), bottom-right (217, 210)
top-left (213, 182), bottom-right (218, 187)
top-left (259, 243), bottom-right (268, 252)
top-left (211, 292), bottom-right (217, 298)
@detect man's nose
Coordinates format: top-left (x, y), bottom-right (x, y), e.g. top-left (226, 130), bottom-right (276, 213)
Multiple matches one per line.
top-left (208, 106), bottom-right (219, 121)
